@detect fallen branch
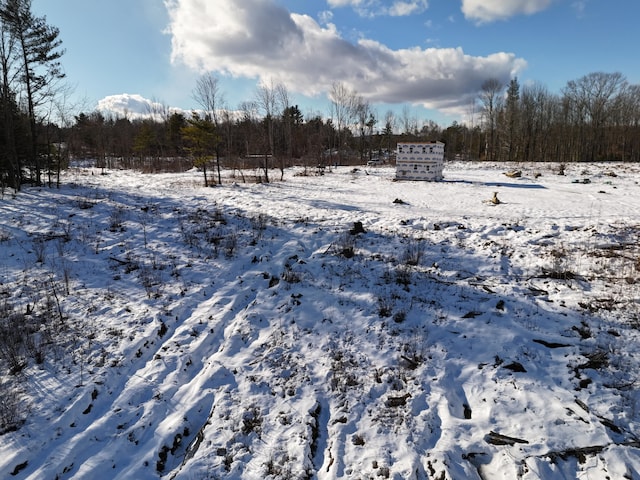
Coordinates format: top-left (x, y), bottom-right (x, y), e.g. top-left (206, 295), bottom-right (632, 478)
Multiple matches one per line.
top-left (485, 431), bottom-right (529, 446)
top-left (533, 339), bottom-right (571, 349)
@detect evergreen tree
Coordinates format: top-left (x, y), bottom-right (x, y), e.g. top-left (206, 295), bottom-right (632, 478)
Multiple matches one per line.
top-left (1, 0), bottom-right (65, 185)
top-left (181, 112), bottom-right (219, 187)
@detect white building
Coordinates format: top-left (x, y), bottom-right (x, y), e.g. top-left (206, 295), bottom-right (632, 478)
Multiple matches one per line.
top-left (395, 141), bottom-right (445, 181)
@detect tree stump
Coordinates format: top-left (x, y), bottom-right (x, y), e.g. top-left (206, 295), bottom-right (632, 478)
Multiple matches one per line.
top-left (349, 221), bottom-right (366, 235)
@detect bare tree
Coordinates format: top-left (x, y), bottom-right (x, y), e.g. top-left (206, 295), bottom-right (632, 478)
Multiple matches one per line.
top-left (503, 77), bottom-right (520, 161)
top-left (563, 72), bottom-right (627, 161)
top-left (219, 108), bottom-right (235, 176)
top-left (145, 96), bottom-right (169, 123)
top-left (192, 73), bottom-right (223, 125)
top-left (354, 97), bottom-right (376, 162)
top-left (42, 82), bottom-right (76, 187)
top-left (329, 81), bottom-right (358, 163)
top-left (400, 105), bottom-right (418, 137)
top-left (479, 78), bottom-right (504, 161)
top-left (520, 82), bottom-right (551, 162)
top-left (192, 73), bottom-right (225, 184)
top-left (236, 100), bottom-right (260, 181)
top-left (382, 110), bottom-right (395, 156)
top-left (614, 83), bottom-right (640, 161)
top-left (275, 82), bottom-right (291, 180)
top-left (254, 79), bottom-right (281, 183)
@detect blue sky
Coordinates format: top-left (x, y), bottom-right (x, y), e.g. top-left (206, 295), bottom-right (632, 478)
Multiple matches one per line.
top-left (33, 0), bottom-right (639, 126)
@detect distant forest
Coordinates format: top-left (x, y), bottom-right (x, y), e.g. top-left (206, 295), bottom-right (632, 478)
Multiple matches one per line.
top-left (2, 1), bottom-right (640, 190)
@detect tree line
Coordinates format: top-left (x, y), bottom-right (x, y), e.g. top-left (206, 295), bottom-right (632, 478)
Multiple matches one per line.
top-left (2, 2), bottom-right (640, 191)
top-left (454, 73), bottom-right (640, 164)
top-left (55, 71), bottom-right (640, 186)
top-left (66, 79), bottom-right (400, 186)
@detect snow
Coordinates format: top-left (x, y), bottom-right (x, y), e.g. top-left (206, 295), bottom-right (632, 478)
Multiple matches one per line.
top-left (1, 161), bottom-right (639, 479)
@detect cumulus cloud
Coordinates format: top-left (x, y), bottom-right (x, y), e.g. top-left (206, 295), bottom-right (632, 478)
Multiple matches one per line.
top-left (97, 94), bottom-right (185, 120)
top-left (461, 0), bottom-right (553, 23)
top-left (164, 0), bottom-right (526, 115)
top-left (97, 93), bottom-right (244, 122)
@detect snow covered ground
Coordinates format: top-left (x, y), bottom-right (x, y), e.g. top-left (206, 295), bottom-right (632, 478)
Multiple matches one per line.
top-left (0, 161), bottom-right (639, 479)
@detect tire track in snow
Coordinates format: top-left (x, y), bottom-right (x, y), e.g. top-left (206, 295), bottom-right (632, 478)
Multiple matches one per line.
top-left (21, 270), bottom-right (263, 479)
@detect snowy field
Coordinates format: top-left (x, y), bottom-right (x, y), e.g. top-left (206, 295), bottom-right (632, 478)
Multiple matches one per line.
top-left (0, 162), bottom-right (639, 479)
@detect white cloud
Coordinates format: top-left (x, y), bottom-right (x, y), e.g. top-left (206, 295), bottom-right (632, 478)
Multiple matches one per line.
top-left (388, 1), bottom-right (427, 17)
top-left (461, 0), bottom-right (553, 23)
top-left (327, 0), bottom-right (366, 8)
top-left (327, 0), bottom-right (429, 17)
top-left (318, 10), bottom-right (334, 26)
top-left (97, 93), bottom-right (245, 122)
top-left (163, 0), bottom-right (526, 116)
top-left (97, 94), bottom-right (185, 121)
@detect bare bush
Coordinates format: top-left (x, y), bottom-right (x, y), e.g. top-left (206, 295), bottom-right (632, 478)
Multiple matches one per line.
top-left (328, 345), bottom-right (360, 392)
top-left (109, 206), bottom-right (127, 232)
top-left (223, 229), bottom-right (239, 258)
top-left (139, 263), bottom-right (164, 299)
top-left (241, 406), bottom-right (263, 436)
top-left (282, 265), bottom-right (301, 284)
top-left (250, 214), bottom-right (267, 243)
top-left (0, 310), bottom-right (28, 374)
top-left (335, 232), bottom-right (356, 258)
top-left (32, 236), bottom-right (47, 264)
top-left (0, 380), bottom-right (24, 434)
top-left (401, 237), bottom-right (426, 266)
top-left (395, 264), bottom-right (412, 286)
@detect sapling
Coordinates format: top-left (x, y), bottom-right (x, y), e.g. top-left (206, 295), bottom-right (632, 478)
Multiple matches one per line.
top-left (32, 236), bottom-right (46, 264)
top-left (401, 236), bottom-right (426, 266)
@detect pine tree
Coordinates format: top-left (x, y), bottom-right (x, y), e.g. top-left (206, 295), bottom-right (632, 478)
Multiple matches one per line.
top-left (1, 0), bottom-right (65, 185)
top-left (181, 112), bottom-right (219, 187)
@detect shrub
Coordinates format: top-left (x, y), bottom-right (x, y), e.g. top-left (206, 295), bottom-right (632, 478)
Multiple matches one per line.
top-left (0, 381), bottom-right (24, 433)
